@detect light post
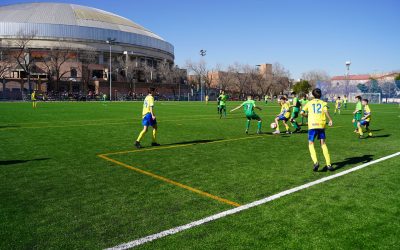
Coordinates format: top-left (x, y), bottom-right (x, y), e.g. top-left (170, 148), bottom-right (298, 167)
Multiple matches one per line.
top-left (106, 38), bottom-right (116, 101)
top-left (345, 61), bottom-right (351, 96)
top-left (199, 49), bottom-right (206, 101)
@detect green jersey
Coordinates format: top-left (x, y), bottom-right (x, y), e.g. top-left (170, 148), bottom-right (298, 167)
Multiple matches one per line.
top-left (292, 97), bottom-right (301, 110)
top-left (242, 100), bottom-right (256, 116)
top-left (219, 94), bottom-right (228, 106)
top-left (300, 98), bottom-right (308, 107)
top-left (356, 101), bottom-right (362, 113)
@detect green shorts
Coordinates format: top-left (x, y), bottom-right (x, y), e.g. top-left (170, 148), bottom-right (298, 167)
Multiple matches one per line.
top-left (354, 112), bottom-right (362, 121)
top-left (291, 108), bottom-right (299, 119)
top-left (246, 113), bottom-right (260, 120)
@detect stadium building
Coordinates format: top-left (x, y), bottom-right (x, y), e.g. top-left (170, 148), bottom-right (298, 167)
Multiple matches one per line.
top-left (0, 2), bottom-right (176, 99)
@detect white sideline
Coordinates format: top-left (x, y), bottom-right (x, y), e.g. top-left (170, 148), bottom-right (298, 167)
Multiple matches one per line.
top-left (107, 152), bottom-right (400, 250)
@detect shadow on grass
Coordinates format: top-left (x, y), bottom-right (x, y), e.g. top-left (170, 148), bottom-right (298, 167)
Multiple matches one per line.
top-left (0, 158), bottom-right (50, 166)
top-left (161, 139), bottom-right (223, 147)
top-left (0, 125), bottom-right (20, 129)
top-left (331, 155), bottom-right (374, 171)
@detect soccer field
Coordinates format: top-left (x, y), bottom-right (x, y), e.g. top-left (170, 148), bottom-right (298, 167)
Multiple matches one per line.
top-left (1, 101), bottom-right (399, 249)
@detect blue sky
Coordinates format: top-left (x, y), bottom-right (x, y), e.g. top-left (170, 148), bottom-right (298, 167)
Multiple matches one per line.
top-left (2, 0), bottom-right (399, 78)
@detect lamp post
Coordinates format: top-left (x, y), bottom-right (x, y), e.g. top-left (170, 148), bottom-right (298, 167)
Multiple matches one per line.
top-left (345, 61), bottom-right (351, 96)
top-left (106, 38), bottom-right (116, 101)
top-left (199, 49), bottom-right (206, 101)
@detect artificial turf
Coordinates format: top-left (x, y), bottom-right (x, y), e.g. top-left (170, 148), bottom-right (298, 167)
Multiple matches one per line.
top-left (0, 101), bottom-right (399, 249)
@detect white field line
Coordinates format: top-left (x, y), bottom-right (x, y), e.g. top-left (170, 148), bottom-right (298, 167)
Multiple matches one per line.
top-left (107, 151), bottom-right (400, 250)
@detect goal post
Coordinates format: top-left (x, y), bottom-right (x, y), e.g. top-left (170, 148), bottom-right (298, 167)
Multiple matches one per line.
top-left (348, 93), bottom-right (381, 104)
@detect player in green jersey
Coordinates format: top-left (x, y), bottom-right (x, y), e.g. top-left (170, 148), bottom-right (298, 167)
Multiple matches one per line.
top-left (352, 95), bottom-right (362, 133)
top-left (218, 90), bottom-right (228, 118)
top-left (230, 95), bottom-right (262, 134)
top-left (299, 94), bottom-right (309, 125)
top-left (289, 92), bottom-right (301, 133)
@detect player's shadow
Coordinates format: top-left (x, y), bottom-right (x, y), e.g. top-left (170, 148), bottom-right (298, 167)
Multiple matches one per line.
top-left (0, 158), bottom-right (50, 166)
top-left (0, 125), bottom-right (20, 129)
top-left (162, 139), bottom-right (222, 146)
top-left (330, 155), bottom-right (374, 171)
top-left (370, 129), bottom-right (383, 132)
top-left (367, 134), bottom-right (391, 138)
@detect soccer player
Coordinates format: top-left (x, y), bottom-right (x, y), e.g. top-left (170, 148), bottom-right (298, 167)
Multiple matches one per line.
top-left (134, 87), bottom-right (160, 149)
top-left (357, 99), bottom-right (372, 138)
top-left (205, 95), bottom-right (209, 104)
top-left (301, 88), bottom-right (334, 171)
top-left (343, 95), bottom-right (348, 109)
top-left (217, 90), bottom-right (222, 114)
top-left (230, 95), bottom-right (262, 134)
top-left (31, 90), bottom-right (37, 108)
top-left (218, 90), bottom-right (228, 118)
top-left (352, 96), bottom-right (362, 133)
top-left (299, 94), bottom-right (309, 125)
top-left (289, 92), bottom-right (301, 133)
top-left (334, 96), bottom-right (342, 115)
top-left (273, 96), bottom-right (291, 134)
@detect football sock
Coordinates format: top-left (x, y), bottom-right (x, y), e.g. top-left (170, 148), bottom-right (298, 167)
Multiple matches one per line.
top-left (321, 144), bottom-right (331, 166)
top-left (246, 120), bottom-right (250, 130)
top-left (136, 130), bottom-right (146, 142)
top-left (257, 121), bottom-right (262, 131)
top-left (152, 129), bottom-right (157, 143)
top-left (291, 121), bottom-right (299, 129)
top-left (308, 144), bottom-right (318, 164)
top-left (276, 122), bottom-right (280, 131)
top-left (358, 127), bottom-right (363, 136)
top-left (284, 124), bottom-right (289, 131)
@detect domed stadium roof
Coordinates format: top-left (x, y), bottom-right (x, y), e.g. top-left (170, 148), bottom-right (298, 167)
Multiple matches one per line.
top-left (0, 2), bottom-right (173, 54)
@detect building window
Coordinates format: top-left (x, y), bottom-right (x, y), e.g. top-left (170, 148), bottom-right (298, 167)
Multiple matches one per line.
top-left (70, 68), bottom-right (77, 78)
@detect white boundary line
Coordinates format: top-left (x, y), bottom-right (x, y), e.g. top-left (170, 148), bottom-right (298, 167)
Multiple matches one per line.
top-left (107, 151), bottom-right (400, 250)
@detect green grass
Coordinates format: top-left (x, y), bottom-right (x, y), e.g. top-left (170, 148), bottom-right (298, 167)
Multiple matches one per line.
top-left (0, 101), bottom-right (399, 249)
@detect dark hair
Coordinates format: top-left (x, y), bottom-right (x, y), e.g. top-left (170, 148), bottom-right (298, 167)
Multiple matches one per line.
top-left (148, 87), bottom-right (156, 93)
top-left (312, 88), bottom-right (322, 99)
top-left (291, 91), bottom-right (296, 95)
top-left (362, 99), bottom-right (369, 103)
top-left (355, 95), bottom-right (362, 100)
top-left (280, 96), bottom-right (286, 100)
top-left (337, 96), bottom-right (341, 99)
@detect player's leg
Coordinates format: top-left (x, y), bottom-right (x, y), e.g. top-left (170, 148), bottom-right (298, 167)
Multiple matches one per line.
top-left (334, 107), bottom-right (337, 114)
top-left (308, 130), bottom-right (319, 171)
top-left (283, 119), bottom-right (290, 134)
top-left (357, 121), bottom-right (364, 136)
top-left (353, 113), bottom-right (361, 132)
top-left (223, 105), bottom-right (227, 117)
top-left (273, 117), bottom-right (280, 134)
top-left (245, 118), bottom-right (250, 134)
top-left (135, 126), bottom-right (148, 148)
top-left (290, 111), bottom-right (300, 132)
top-left (254, 114), bottom-right (262, 134)
top-left (151, 124), bottom-right (160, 146)
top-left (319, 131), bottom-right (332, 171)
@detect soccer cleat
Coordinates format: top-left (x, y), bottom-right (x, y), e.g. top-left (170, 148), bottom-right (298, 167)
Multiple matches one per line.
top-left (327, 165), bottom-right (334, 171)
top-left (134, 141), bottom-right (142, 149)
top-left (245, 130), bottom-right (249, 134)
top-left (286, 131), bottom-right (292, 134)
top-left (151, 142), bottom-right (161, 146)
top-left (273, 130), bottom-right (280, 135)
top-left (313, 162), bottom-right (319, 172)
top-left (256, 130), bottom-right (261, 134)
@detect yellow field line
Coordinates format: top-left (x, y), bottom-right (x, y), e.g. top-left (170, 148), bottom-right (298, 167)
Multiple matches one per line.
top-left (103, 135), bottom-right (267, 156)
top-left (98, 154), bottom-right (241, 207)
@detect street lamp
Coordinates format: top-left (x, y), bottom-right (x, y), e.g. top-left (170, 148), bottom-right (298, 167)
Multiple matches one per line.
top-left (106, 38), bottom-right (116, 101)
top-left (345, 61), bottom-right (351, 96)
top-left (199, 49), bottom-right (206, 101)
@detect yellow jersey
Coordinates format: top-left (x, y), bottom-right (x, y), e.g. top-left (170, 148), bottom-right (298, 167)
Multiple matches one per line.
top-left (302, 99), bottom-right (328, 129)
top-left (31, 92), bottom-right (36, 101)
top-left (363, 105), bottom-right (371, 122)
top-left (343, 97), bottom-right (348, 103)
top-left (335, 99), bottom-right (342, 108)
top-left (142, 94), bottom-right (154, 117)
top-left (280, 101), bottom-right (291, 118)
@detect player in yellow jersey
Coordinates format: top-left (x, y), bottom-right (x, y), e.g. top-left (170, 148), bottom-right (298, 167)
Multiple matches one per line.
top-left (31, 90), bottom-right (37, 108)
top-left (273, 96), bottom-right (291, 134)
top-left (134, 88), bottom-right (160, 149)
top-left (357, 99), bottom-right (372, 138)
top-left (301, 88), bottom-right (334, 172)
top-left (334, 96), bottom-right (342, 115)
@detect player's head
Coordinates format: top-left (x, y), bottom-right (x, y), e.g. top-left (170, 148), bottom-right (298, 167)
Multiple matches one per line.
top-left (311, 88), bottom-right (322, 99)
top-left (279, 96), bottom-right (286, 103)
top-left (302, 94), bottom-right (307, 99)
top-left (247, 95), bottom-right (252, 100)
top-left (355, 95), bottom-right (362, 101)
top-left (148, 87), bottom-right (156, 94)
top-left (337, 96), bottom-right (341, 99)
top-left (362, 99), bottom-right (369, 105)
top-left (221, 90), bottom-right (225, 94)
top-left (291, 91), bottom-right (296, 97)
top-left (344, 95), bottom-right (347, 97)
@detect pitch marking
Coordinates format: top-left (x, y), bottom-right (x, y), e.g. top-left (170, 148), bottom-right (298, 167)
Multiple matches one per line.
top-left (98, 154), bottom-right (241, 207)
top-left (106, 151), bottom-right (400, 250)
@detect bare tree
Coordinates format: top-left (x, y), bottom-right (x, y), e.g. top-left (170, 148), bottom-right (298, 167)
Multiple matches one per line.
top-left (186, 59), bottom-right (212, 94)
top-left (13, 30), bottom-right (37, 94)
top-left (228, 63), bottom-right (254, 98)
top-left (213, 64), bottom-right (235, 91)
top-left (301, 70), bottom-right (330, 87)
top-left (0, 47), bottom-right (12, 79)
top-left (269, 62), bottom-right (291, 96)
top-left (117, 55), bottom-right (139, 92)
top-left (77, 49), bottom-right (97, 94)
top-left (39, 45), bottom-right (76, 92)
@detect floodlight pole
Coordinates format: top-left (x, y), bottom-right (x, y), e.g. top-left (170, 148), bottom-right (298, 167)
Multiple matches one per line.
top-left (200, 49), bottom-right (206, 101)
top-left (106, 38), bottom-right (116, 101)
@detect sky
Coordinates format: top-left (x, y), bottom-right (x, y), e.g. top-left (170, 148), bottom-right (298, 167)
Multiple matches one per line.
top-left (1, 0), bottom-right (399, 78)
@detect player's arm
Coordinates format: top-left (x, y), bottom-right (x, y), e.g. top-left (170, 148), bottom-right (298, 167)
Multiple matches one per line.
top-left (253, 103), bottom-right (262, 111)
top-left (230, 104), bottom-right (243, 112)
top-left (324, 107), bottom-right (333, 126)
top-left (362, 112), bottom-right (370, 120)
top-left (300, 104), bottom-right (308, 117)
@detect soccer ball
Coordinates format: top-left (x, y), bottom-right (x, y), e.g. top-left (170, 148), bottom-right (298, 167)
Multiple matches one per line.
top-left (270, 122), bottom-right (277, 129)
